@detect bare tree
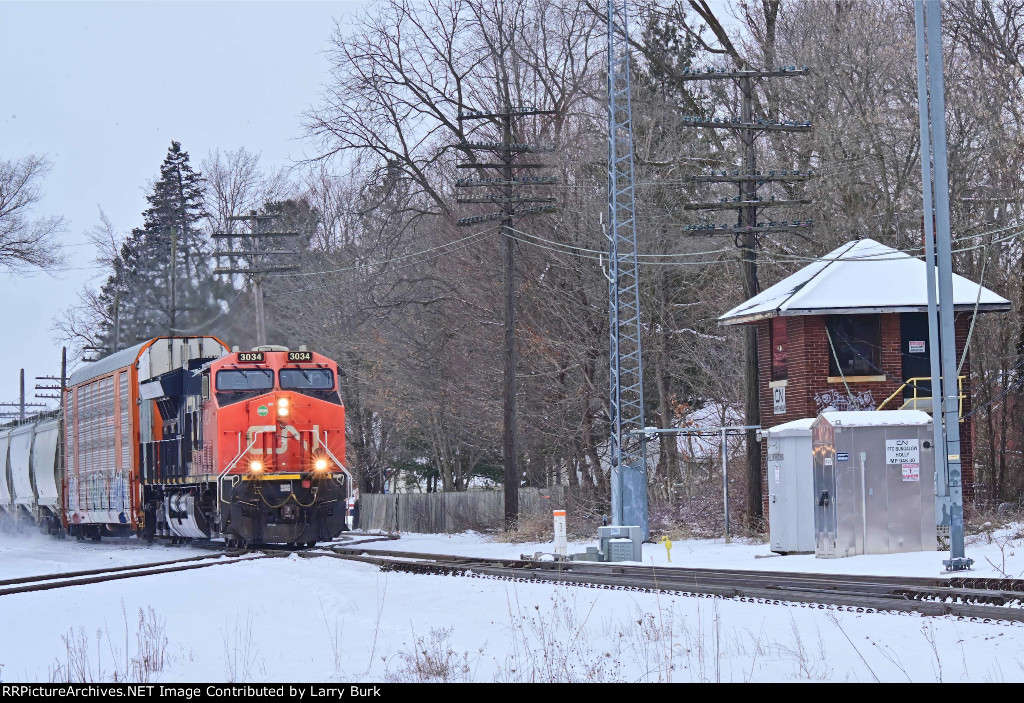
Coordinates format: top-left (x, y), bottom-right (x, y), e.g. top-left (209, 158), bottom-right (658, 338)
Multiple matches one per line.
top-left (202, 148), bottom-right (268, 233)
top-left (0, 155), bottom-right (66, 273)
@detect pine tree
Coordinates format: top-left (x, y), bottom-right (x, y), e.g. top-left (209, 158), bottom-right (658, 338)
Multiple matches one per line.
top-left (96, 141), bottom-right (234, 351)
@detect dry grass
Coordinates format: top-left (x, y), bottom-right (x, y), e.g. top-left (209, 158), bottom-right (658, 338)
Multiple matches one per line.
top-left (384, 627), bottom-right (475, 682)
top-left (47, 605), bottom-right (168, 683)
top-left (222, 610), bottom-right (266, 682)
top-left (966, 501), bottom-right (1024, 538)
top-left (381, 587), bottom-right (899, 682)
top-left (488, 509), bottom-right (601, 544)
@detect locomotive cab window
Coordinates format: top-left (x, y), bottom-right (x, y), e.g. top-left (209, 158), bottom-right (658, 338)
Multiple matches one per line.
top-left (216, 369), bottom-right (275, 391)
top-left (279, 368), bottom-right (334, 390)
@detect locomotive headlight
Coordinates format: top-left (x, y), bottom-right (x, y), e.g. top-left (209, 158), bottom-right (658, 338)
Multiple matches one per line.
top-left (278, 406), bottom-right (289, 417)
top-left (277, 397), bottom-right (289, 408)
top-left (314, 458), bottom-right (329, 472)
top-left (250, 460), bottom-right (263, 472)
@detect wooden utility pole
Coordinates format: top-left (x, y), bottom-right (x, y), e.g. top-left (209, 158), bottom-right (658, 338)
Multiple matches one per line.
top-left (212, 211), bottom-right (301, 346)
top-left (113, 292), bottom-right (121, 351)
top-left (456, 105), bottom-right (557, 531)
top-left (169, 228), bottom-right (177, 336)
top-left (0, 368), bottom-right (45, 420)
top-left (677, 66), bottom-right (812, 526)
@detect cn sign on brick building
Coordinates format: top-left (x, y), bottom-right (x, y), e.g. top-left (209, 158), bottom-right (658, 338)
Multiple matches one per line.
top-left (718, 238), bottom-right (1011, 505)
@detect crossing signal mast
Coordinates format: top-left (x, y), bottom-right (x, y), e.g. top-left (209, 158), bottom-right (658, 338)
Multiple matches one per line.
top-left (456, 104), bottom-right (558, 531)
top-left (605, 0), bottom-right (649, 537)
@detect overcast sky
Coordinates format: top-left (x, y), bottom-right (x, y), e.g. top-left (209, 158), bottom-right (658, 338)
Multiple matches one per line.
top-left (0, 0), bottom-right (363, 407)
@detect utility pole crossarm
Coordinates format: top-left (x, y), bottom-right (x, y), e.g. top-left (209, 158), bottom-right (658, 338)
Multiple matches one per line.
top-left (676, 68), bottom-right (810, 81)
top-left (456, 178), bottom-right (559, 187)
top-left (684, 199), bottom-right (812, 210)
top-left (690, 173), bottom-right (813, 183)
top-left (678, 120), bottom-right (812, 132)
top-left (214, 250), bottom-right (299, 257)
top-left (211, 231), bottom-right (301, 239)
top-left (684, 222), bottom-right (813, 234)
top-left (456, 196), bottom-right (557, 204)
top-left (458, 108), bottom-right (557, 120)
top-left (213, 266), bottom-right (299, 275)
top-left (455, 163), bottom-right (548, 169)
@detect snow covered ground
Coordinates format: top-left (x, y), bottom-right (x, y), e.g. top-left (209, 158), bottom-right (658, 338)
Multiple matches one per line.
top-left (354, 525), bottom-right (1024, 580)
top-left (1, 529), bottom-right (1023, 682)
top-left (0, 531), bottom-right (207, 580)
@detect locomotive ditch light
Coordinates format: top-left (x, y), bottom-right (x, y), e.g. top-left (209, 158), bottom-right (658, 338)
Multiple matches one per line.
top-left (250, 460), bottom-right (263, 472)
top-left (314, 458), bottom-right (329, 472)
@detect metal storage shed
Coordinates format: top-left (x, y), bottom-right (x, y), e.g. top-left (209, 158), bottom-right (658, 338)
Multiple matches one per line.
top-left (764, 418), bottom-right (816, 554)
top-left (812, 410), bottom-right (937, 558)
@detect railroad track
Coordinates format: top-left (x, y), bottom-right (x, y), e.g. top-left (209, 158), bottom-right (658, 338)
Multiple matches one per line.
top-left (0, 534), bottom-right (399, 598)
top-left (0, 552), bottom-right (264, 597)
top-left (318, 545), bottom-right (1024, 623)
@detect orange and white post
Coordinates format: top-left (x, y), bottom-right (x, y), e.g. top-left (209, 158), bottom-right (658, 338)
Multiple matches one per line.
top-left (553, 510), bottom-right (567, 557)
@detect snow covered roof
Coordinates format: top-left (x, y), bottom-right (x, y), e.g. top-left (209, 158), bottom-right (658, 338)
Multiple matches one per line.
top-left (815, 409), bottom-right (933, 427)
top-left (68, 340), bottom-right (149, 387)
top-left (764, 418), bottom-right (815, 436)
top-left (719, 238), bottom-right (1011, 325)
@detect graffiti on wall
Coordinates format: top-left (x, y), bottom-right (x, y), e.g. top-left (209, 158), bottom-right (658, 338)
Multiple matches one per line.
top-left (814, 389), bottom-right (877, 413)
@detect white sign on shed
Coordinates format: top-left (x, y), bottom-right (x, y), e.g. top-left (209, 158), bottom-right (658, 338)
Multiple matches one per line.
top-left (886, 438), bottom-right (919, 465)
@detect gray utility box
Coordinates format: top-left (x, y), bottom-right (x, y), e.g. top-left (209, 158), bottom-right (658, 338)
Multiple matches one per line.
top-left (597, 525), bottom-right (643, 562)
top-left (812, 410), bottom-right (937, 559)
top-left (764, 418), bottom-right (816, 554)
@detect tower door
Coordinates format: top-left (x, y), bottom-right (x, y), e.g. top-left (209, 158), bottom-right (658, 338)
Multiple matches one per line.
top-left (900, 313), bottom-right (932, 399)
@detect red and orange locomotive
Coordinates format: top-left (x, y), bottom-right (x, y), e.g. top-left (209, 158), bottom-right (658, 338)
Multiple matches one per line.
top-left (63, 337), bottom-right (350, 546)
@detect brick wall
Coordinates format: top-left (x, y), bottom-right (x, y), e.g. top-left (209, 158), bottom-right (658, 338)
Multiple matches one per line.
top-left (756, 312), bottom-right (976, 516)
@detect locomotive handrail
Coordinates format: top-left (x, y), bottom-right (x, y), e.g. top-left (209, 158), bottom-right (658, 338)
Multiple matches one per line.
top-left (320, 429), bottom-right (354, 500)
top-left (217, 431), bottom-right (265, 508)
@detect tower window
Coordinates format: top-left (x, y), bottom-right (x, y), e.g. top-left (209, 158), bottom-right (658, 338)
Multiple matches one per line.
top-left (826, 315), bottom-right (882, 376)
top-left (770, 317), bottom-right (788, 381)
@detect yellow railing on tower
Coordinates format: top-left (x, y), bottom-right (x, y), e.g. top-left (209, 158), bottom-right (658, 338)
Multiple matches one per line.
top-left (876, 375), bottom-right (965, 420)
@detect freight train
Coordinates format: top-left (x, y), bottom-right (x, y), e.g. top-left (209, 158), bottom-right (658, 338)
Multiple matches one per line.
top-left (0, 337), bottom-right (352, 547)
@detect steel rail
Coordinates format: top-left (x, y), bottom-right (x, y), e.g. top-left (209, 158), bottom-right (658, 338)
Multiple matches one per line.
top-left (0, 552), bottom-right (238, 588)
top-left (320, 546), bottom-right (1024, 623)
top-left (0, 553), bottom-right (268, 597)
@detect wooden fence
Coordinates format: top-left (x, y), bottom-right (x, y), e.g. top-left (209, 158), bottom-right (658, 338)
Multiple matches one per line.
top-left (358, 487), bottom-right (566, 534)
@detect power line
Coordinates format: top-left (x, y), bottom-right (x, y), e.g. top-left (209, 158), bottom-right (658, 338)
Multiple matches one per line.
top-left (278, 228), bottom-right (498, 278)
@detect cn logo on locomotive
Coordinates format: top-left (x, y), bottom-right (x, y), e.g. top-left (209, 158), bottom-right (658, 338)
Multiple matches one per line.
top-left (246, 424), bottom-right (321, 454)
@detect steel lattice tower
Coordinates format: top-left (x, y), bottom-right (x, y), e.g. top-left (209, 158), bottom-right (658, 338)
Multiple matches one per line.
top-left (606, 0), bottom-right (647, 537)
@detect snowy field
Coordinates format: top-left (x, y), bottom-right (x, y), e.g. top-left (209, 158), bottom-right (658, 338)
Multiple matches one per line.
top-left (1, 530), bottom-right (1023, 682)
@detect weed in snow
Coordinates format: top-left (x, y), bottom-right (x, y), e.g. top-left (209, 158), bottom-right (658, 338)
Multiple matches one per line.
top-left (47, 605), bottom-right (168, 683)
